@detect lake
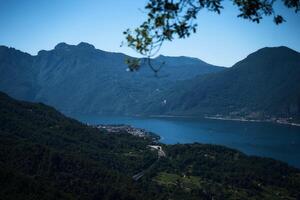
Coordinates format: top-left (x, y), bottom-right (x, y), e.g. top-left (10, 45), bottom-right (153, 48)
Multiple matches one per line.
top-left (73, 115), bottom-right (300, 168)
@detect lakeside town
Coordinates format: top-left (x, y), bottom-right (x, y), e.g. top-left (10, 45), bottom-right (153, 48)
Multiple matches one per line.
top-left (94, 124), bottom-right (161, 141)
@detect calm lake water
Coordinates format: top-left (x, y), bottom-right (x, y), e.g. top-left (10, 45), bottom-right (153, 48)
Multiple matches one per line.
top-left (73, 115), bottom-right (300, 168)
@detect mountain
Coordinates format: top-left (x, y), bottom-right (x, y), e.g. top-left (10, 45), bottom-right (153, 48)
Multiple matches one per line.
top-left (0, 46), bottom-right (36, 100)
top-left (147, 46), bottom-right (300, 121)
top-left (1, 92), bottom-right (300, 199)
top-left (1, 44), bottom-right (299, 121)
top-left (0, 43), bottom-right (224, 115)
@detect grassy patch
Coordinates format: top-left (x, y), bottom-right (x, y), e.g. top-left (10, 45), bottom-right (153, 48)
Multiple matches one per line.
top-left (153, 172), bottom-right (204, 189)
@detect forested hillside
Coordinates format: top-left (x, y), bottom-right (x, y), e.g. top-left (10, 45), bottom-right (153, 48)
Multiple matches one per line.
top-left (146, 47), bottom-right (300, 122)
top-left (1, 92), bottom-right (300, 199)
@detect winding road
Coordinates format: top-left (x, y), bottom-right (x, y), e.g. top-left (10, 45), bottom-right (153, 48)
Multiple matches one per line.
top-left (132, 145), bottom-right (166, 181)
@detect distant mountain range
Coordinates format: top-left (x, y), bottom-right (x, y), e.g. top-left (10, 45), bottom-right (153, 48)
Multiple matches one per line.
top-left (0, 42), bottom-right (223, 115)
top-left (146, 46), bottom-right (300, 122)
top-left (0, 43), bottom-right (299, 122)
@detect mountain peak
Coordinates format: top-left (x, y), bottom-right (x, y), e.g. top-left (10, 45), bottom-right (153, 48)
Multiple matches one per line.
top-left (54, 42), bottom-right (75, 52)
top-left (77, 42), bottom-right (95, 49)
top-left (235, 46), bottom-right (300, 67)
top-left (54, 42), bottom-right (70, 49)
top-left (253, 46), bottom-right (299, 56)
top-left (54, 42), bottom-right (95, 51)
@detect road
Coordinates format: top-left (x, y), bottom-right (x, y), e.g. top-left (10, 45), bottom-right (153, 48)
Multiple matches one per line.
top-left (132, 145), bottom-right (166, 181)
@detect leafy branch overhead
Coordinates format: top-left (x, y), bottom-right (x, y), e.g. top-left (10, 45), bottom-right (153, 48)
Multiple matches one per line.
top-left (124, 0), bottom-right (299, 61)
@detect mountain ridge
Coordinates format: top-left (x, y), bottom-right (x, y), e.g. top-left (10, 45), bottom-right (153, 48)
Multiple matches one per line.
top-left (1, 43), bottom-right (299, 121)
top-left (144, 46), bottom-right (300, 122)
top-left (0, 42), bottom-right (224, 115)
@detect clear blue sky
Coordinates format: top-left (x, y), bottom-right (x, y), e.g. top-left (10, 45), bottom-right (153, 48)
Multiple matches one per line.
top-left (0, 0), bottom-right (299, 67)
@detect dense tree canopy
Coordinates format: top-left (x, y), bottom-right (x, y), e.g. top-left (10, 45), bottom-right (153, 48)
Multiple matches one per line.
top-left (123, 0), bottom-right (299, 72)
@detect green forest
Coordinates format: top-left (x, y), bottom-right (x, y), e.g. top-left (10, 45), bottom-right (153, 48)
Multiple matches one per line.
top-left (1, 91), bottom-right (300, 200)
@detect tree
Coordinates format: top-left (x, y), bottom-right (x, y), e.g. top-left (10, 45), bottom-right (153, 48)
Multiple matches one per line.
top-left (123, 0), bottom-right (299, 72)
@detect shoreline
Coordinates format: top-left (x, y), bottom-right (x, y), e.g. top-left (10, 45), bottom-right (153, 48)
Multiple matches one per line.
top-left (149, 114), bottom-right (195, 118)
top-left (204, 116), bottom-right (300, 127)
top-left (79, 113), bottom-right (300, 127)
top-left (147, 114), bottom-right (300, 127)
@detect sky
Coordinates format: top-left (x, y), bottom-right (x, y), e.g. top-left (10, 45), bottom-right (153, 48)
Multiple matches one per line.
top-left (0, 0), bottom-right (299, 67)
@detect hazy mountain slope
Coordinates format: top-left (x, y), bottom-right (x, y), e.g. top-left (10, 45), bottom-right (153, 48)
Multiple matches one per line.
top-left (0, 46), bottom-right (37, 100)
top-left (0, 43), bottom-right (224, 115)
top-left (2, 44), bottom-right (299, 120)
top-left (147, 46), bottom-right (300, 120)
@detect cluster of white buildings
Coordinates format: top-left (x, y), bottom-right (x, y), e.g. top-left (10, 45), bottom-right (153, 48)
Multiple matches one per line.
top-left (96, 124), bottom-right (149, 137)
